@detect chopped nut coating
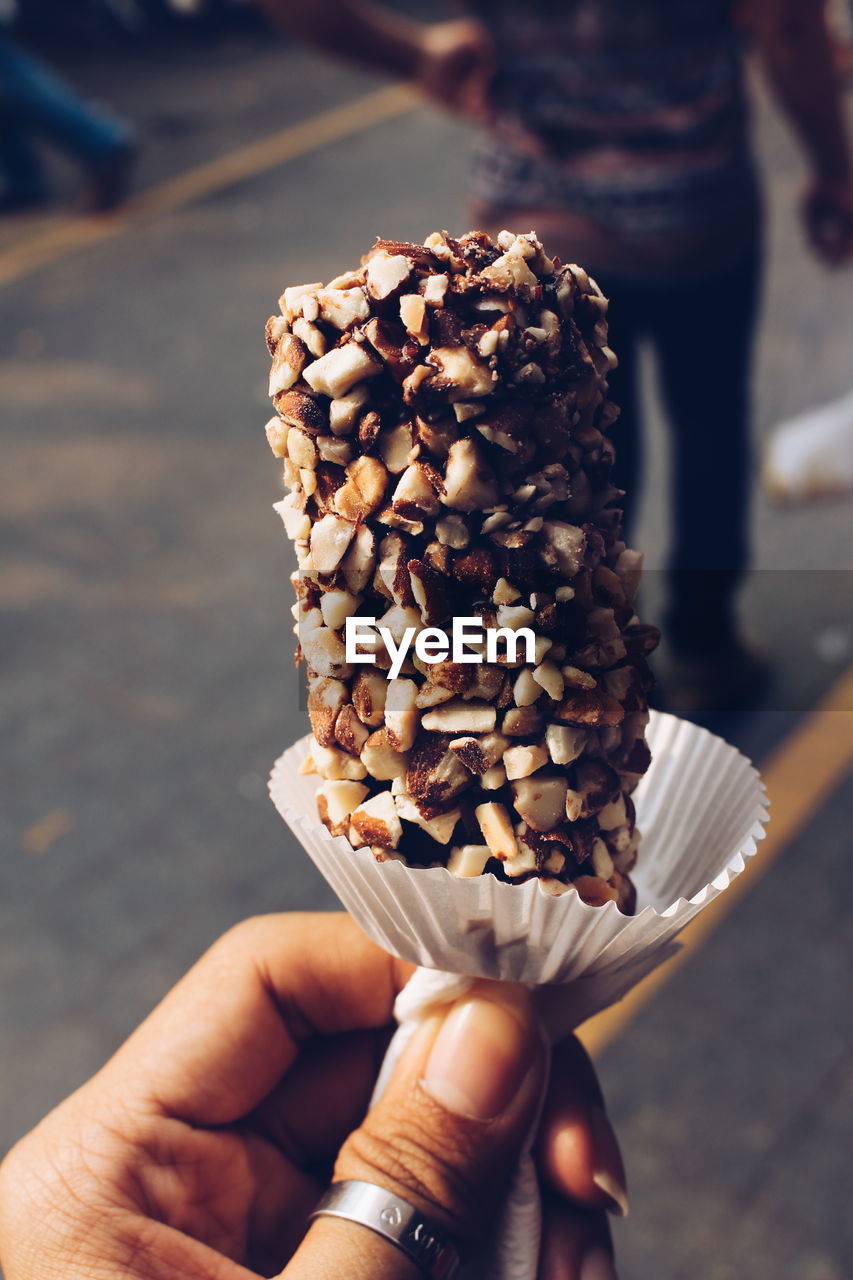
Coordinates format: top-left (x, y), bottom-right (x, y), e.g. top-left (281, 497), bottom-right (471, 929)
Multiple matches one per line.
top-left (264, 230), bottom-right (658, 908)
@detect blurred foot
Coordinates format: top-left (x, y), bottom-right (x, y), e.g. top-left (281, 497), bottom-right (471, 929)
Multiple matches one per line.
top-left (84, 142), bottom-right (138, 213)
top-left (660, 637), bottom-right (771, 719)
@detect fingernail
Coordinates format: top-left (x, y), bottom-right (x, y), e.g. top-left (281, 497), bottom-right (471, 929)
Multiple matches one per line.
top-left (421, 989), bottom-right (536, 1121)
top-left (589, 1105), bottom-right (629, 1217)
top-left (580, 1247), bottom-right (618, 1280)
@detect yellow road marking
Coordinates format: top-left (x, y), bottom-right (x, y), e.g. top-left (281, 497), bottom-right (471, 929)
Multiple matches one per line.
top-left (0, 83), bottom-right (418, 291)
top-left (23, 809), bottom-right (75, 855)
top-left (579, 664), bottom-right (853, 1057)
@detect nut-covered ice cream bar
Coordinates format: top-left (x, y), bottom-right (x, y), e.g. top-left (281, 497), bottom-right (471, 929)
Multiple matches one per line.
top-left (263, 230), bottom-right (658, 910)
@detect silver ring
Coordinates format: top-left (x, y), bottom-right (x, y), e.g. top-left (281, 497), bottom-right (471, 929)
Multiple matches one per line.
top-left (309, 1179), bottom-right (460, 1279)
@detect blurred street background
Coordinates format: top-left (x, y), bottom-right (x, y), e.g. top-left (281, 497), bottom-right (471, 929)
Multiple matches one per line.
top-left (1, 5), bottom-right (852, 1279)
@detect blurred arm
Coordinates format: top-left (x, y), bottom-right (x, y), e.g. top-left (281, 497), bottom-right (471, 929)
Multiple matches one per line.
top-left (253, 0), bottom-right (425, 79)
top-left (749, 0), bottom-right (851, 185)
top-left (252, 2), bottom-right (495, 121)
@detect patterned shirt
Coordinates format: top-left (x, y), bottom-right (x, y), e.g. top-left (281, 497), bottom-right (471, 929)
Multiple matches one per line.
top-left (468, 0), bottom-right (758, 248)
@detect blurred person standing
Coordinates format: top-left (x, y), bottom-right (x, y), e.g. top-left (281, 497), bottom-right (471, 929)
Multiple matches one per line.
top-left (0, 0), bottom-right (136, 212)
top-left (257, 0), bottom-right (853, 714)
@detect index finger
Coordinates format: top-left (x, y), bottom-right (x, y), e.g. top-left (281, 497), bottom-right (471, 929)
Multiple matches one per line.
top-left (96, 912), bottom-right (413, 1126)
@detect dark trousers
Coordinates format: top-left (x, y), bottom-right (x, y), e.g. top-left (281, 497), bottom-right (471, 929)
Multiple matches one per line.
top-left (597, 250), bottom-right (762, 654)
top-left (0, 33), bottom-right (130, 201)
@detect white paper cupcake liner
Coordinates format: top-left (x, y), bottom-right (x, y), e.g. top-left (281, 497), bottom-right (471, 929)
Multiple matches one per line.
top-left (268, 711), bottom-right (767, 1279)
top-left (269, 712), bottom-right (766, 997)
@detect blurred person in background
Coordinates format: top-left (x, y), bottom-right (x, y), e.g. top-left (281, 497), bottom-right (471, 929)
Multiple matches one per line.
top-left (256, 0), bottom-right (853, 716)
top-left (0, 0), bottom-right (136, 212)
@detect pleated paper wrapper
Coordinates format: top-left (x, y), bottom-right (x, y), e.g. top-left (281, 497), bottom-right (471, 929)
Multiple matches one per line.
top-left (269, 711), bottom-right (767, 1279)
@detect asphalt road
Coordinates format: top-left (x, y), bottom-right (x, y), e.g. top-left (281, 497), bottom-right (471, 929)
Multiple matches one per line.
top-left (1, 25), bottom-right (851, 1280)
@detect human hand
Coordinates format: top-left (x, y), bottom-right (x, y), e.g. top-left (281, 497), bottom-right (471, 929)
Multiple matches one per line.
top-left (0, 913), bottom-right (626, 1279)
top-left (802, 175), bottom-right (853, 264)
top-left (415, 19), bottom-right (496, 122)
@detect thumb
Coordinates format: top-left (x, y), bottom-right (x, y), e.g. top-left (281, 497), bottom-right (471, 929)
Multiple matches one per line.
top-left (283, 981), bottom-right (545, 1279)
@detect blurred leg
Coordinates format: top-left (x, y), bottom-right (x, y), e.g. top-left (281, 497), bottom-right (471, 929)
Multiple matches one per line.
top-left (651, 251), bottom-right (762, 653)
top-left (0, 34), bottom-right (132, 173)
